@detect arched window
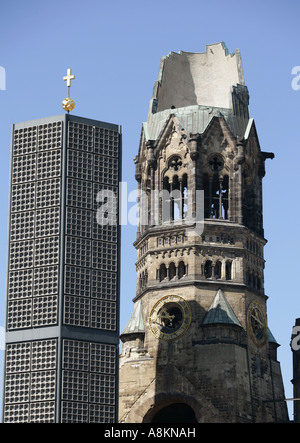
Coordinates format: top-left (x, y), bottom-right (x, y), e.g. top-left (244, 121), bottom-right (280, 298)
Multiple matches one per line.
top-left (162, 177), bottom-right (171, 223)
top-left (215, 261), bottom-right (222, 279)
top-left (178, 261), bottom-right (186, 279)
top-left (204, 260), bottom-right (212, 279)
top-left (182, 174), bottom-right (188, 218)
top-left (141, 271), bottom-right (145, 287)
top-left (203, 156), bottom-right (229, 220)
top-left (151, 403), bottom-right (197, 423)
top-left (161, 156), bottom-right (188, 224)
top-left (169, 262), bottom-right (176, 280)
top-left (226, 261), bottom-right (232, 280)
top-left (171, 175), bottom-right (181, 221)
top-left (221, 175), bottom-right (229, 219)
top-left (159, 263), bottom-right (167, 282)
top-left (211, 175), bottom-right (221, 219)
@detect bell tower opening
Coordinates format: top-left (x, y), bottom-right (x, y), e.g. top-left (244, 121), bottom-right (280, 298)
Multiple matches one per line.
top-left (150, 403), bottom-right (197, 423)
top-left (162, 155), bottom-right (188, 223)
top-left (203, 169), bottom-right (229, 220)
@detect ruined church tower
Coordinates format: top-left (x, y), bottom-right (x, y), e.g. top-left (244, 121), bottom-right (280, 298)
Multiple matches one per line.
top-left (119, 43), bottom-right (288, 423)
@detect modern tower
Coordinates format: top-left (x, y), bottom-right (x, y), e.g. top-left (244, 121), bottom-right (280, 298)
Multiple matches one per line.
top-left (2, 111), bottom-right (121, 422)
top-left (119, 43), bottom-right (288, 423)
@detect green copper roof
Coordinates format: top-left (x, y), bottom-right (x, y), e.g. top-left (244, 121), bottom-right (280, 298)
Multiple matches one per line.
top-left (121, 300), bottom-right (145, 336)
top-left (268, 327), bottom-right (279, 344)
top-left (202, 289), bottom-right (241, 327)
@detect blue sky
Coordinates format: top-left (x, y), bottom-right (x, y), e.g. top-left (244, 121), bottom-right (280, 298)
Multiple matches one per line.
top-left (0, 0), bottom-right (299, 420)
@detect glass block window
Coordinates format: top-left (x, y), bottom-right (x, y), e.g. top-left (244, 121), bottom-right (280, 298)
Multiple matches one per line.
top-left (61, 339), bottom-right (116, 423)
top-left (63, 121), bottom-right (120, 332)
top-left (7, 122), bottom-right (63, 331)
top-left (3, 340), bottom-right (57, 423)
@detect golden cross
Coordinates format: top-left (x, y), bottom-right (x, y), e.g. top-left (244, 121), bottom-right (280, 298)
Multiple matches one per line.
top-left (63, 68), bottom-right (75, 88)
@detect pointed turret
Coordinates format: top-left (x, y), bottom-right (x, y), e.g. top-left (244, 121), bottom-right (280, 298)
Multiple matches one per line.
top-left (121, 300), bottom-right (145, 337)
top-left (202, 289), bottom-right (241, 326)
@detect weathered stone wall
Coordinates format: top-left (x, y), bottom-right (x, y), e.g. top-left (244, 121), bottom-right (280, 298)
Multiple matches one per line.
top-left (119, 43), bottom-right (288, 423)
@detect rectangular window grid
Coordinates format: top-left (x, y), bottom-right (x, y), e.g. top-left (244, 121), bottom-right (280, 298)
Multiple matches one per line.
top-left (63, 121), bottom-right (120, 331)
top-left (4, 117), bottom-right (120, 423)
top-left (61, 339), bottom-right (116, 423)
top-left (7, 121), bottom-right (63, 331)
top-left (3, 340), bottom-right (57, 423)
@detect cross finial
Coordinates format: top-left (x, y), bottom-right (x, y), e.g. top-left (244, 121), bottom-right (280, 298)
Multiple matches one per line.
top-left (63, 68), bottom-right (75, 89)
top-left (62, 68), bottom-right (76, 113)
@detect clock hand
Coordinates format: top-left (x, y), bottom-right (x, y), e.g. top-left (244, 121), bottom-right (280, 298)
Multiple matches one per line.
top-left (159, 310), bottom-right (175, 322)
top-left (251, 312), bottom-right (264, 327)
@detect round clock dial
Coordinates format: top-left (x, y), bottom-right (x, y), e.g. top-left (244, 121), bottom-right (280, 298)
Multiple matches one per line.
top-left (149, 295), bottom-right (192, 341)
top-left (247, 301), bottom-right (267, 346)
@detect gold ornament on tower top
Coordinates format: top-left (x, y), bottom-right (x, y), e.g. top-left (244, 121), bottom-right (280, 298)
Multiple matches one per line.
top-left (62, 97), bottom-right (75, 112)
top-left (62, 68), bottom-right (76, 113)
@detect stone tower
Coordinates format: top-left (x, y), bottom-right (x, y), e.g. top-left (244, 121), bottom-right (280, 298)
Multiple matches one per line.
top-left (119, 43), bottom-right (288, 423)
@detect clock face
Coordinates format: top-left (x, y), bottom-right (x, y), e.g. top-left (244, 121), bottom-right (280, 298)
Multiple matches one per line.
top-left (149, 295), bottom-right (192, 341)
top-left (247, 301), bottom-right (267, 346)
